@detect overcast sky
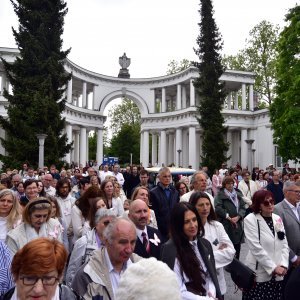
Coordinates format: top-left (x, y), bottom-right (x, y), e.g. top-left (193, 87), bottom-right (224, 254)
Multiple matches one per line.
top-left (0, 0), bottom-right (297, 78)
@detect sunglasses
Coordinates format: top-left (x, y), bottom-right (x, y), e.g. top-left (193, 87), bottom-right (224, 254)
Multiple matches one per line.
top-left (262, 200), bottom-right (274, 206)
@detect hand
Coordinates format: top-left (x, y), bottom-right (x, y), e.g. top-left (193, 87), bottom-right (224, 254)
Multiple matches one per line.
top-left (218, 243), bottom-right (228, 250)
top-left (273, 266), bottom-right (287, 276)
top-left (292, 256), bottom-right (300, 267)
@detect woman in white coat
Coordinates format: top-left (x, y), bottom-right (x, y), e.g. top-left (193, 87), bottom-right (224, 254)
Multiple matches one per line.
top-left (189, 191), bottom-right (236, 297)
top-left (243, 190), bottom-right (289, 300)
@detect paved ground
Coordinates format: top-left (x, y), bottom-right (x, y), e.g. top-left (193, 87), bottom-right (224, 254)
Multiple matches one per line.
top-left (223, 243), bottom-right (248, 300)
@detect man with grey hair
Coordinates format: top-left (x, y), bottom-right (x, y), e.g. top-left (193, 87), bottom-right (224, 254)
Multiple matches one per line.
top-left (180, 171), bottom-right (214, 205)
top-left (112, 164), bottom-right (125, 187)
top-left (267, 170), bottom-right (284, 204)
top-left (66, 208), bottom-right (117, 287)
top-left (11, 174), bottom-right (22, 192)
top-left (72, 217), bottom-right (140, 300)
top-left (150, 167), bottom-right (179, 241)
top-left (274, 181), bottom-right (300, 267)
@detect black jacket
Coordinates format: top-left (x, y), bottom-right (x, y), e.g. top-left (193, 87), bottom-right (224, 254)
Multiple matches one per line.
top-left (160, 237), bottom-right (222, 299)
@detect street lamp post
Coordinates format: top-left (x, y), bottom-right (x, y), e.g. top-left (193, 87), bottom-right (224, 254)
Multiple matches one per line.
top-left (130, 153), bottom-right (133, 166)
top-left (177, 149), bottom-right (182, 167)
top-left (36, 134), bottom-right (48, 169)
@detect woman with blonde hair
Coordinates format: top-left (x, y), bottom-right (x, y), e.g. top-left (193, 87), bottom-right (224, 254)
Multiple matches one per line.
top-left (0, 189), bottom-right (22, 242)
top-left (6, 198), bottom-right (63, 255)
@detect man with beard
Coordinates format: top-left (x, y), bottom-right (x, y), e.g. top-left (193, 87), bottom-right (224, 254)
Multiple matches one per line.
top-left (128, 199), bottom-right (162, 259)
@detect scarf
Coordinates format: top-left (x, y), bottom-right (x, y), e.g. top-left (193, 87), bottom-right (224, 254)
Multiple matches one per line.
top-left (224, 188), bottom-right (239, 212)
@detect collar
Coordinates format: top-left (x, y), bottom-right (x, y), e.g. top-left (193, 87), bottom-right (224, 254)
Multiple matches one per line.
top-left (284, 198), bottom-right (298, 209)
top-left (136, 227), bottom-right (148, 239)
top-left (104, 247), bottom-right (131, 273)
top-left (158, 182), bottom-right (171, 190)
top-left (189, 237), bottom-right (198, 248)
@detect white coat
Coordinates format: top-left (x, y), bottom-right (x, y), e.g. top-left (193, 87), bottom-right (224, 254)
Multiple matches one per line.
top-left (244, 213), bottom-right (289, 282)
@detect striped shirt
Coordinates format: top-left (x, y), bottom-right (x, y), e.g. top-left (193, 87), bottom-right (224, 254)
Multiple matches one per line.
top-left (0, 241), bottom-right (14, 295)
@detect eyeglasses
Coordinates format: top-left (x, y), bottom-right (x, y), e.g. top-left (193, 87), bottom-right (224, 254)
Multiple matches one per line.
top-left (20, 276), bottom-right (58, 286)
top-left (287, 190), bottom-right (300, 195)
top-left (262, 200), bottom-right (274, 206)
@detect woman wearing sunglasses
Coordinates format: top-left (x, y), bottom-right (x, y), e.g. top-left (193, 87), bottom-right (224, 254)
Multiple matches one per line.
top-left (242, 190), bottom-right (289, 300)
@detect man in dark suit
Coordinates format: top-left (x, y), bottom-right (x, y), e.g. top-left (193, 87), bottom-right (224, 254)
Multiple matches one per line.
top-left (150, 167), bottom-right (179, 241)
top-left (274, 181), bottom-right (300, 266)
top-left (128, 199), bottom-right (162, 260)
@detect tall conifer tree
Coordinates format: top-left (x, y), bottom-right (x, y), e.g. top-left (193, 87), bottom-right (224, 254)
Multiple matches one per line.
top-left (0, 0), bottom-right (72, 168)
top-left (193, 0), bottom-right (228, 175)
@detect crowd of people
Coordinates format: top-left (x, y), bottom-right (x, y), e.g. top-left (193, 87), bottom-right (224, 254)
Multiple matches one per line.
top-left (0, 161), bottom-right (299, 299)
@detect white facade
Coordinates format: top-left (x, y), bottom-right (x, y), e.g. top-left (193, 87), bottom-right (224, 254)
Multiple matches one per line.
top-left (0, 47), bottom-right (279, 170)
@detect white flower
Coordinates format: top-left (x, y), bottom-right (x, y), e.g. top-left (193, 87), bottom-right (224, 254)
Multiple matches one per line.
top-left (274, 218), bottom-right (284, 233)
top-left (149, 233), bottom-right (161, 246)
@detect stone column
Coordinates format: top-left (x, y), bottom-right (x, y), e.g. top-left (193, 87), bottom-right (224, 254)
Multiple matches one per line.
top-left (182, 129), bottom-right (188, 167)
top-left (96, 128), bottom-right (103, 165)
top-left (245, 139), bottom-right (255, 171)
top-left (67, 76), bottom-right (72, 104)
top-left (190, 79), bottom-right (195, 107)
top-left (65, 123), bottom-right (72, 164)
top-left (143, 130), bottom-right (149, 167)
top-left (189, 126), bottom-right (196, 169)
top-left (82, 81), bottom-right (87, 108)
top-left (176, 84), bottom-right (182, 110)
top-left (182, 86), bottom-right (187, 109)
top-left (168, 133), bottom-right (174, 165)
top-left (227, 130), bottom-right (232, 167)
top-left (36, 134), bottom-right (47, 169)
top-left (79, 127), bottom-right (87, 167)
top-left (140, 131), bottom-right (144, 165)
top-left (86, 130), bottom-right (89, 163)
top-left (242, 83), bottom-right (247, 110)
top-left (160, 130), bottom-right (167, 167)
top-left (151, 133), bottom-right (157, 166)
top-left (93, 85), bottom-right (97, 110)
top-left (249, 84), bottom-right (254, 111)
top-left (234, 91), bottom-right (238, 109)
top-left (228, 93), bottom-right (232, 109)
top-left (175, 128), bottom-right (182, 167)
top-left (161, 88), bottom-right (166, 113)
top-left (241, 129), bottom-right (248, 168)
top-left (74, 131), bottom-right (80, 165)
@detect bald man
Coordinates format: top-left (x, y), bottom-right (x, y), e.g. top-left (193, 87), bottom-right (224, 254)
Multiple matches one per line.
top-left (128, 199), bottom-right (163, 260)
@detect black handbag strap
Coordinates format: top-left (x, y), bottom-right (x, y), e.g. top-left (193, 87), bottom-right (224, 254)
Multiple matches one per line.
top-left (256, 219), bottom-right (261, 270)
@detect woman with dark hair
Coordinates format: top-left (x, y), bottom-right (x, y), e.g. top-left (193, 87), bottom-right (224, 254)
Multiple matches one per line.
top-left (6, 198), bottom-right (63, 255)
top-left (189, 192), bottom-right (235, 297)
top-left (214, 176), bottom-right (246, 260)
top-left (15, 182), bottom-right (25, 201)
top-left (176, 181), bottom-right (189, 199)
top-left (100, 179), bottom-right (124, 216)
top-left (1, 238), bottom-right (81, 299)
top-left (36, 179), bottom-right (46, 197)
top-left (161, 202), bottom-right (222, 299)
top-left (71, 186), bottom-right (102, 242)
top-left (242, 190), bottom-right (289, 300)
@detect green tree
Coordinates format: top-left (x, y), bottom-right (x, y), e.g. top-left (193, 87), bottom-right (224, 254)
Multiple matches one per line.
top-left (223, 21), bottom-right (279, 105)
top-left (0, 0), bottom-right (71, 169)
top-left (270, 5), bottom-right (300, 162)
top-left (108, 124), bottom-right (140, 164)
top-left (167, 59), bottom-right (191, 75)
top-left (108, 98), bottom-right (140, 135)
top-left (193, 0), bottom-right (229, 176)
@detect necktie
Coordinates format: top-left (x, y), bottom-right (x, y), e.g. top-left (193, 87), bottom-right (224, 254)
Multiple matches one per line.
top-left (141, 232), bottom-right (150, 253)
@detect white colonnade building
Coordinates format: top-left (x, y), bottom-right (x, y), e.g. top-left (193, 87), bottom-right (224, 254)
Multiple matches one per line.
top-left (0, 47), bottom-right (277, 170)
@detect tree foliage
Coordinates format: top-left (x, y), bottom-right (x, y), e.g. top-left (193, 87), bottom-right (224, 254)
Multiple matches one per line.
top-left (193, 0), bottom-right (229, 176)
top-left (107, 124), bottom-right (140, 164)
top-left (167, 59), bottom-right (191, 75)
top-left (108, 98), bottom-right (140, 135)
top-left (270, 5), bottom-right (300, 162)
top-left (0, 0), bottom-right (71, 169)
top-left (223, 20), bottom-right (279, 105)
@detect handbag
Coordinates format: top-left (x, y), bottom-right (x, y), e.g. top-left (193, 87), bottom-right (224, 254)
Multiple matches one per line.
top-left (226, 258), bottom-right (256, 291)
